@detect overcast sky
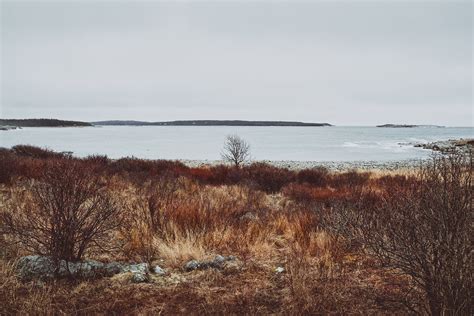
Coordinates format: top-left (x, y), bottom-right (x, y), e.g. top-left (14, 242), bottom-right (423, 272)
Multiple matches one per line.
top-left (1, 0), bottom-right (472, 126)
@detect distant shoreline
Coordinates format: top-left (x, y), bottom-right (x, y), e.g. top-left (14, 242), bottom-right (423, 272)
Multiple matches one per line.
top-left (92, 120), bottom-right (332, 127)
top-left (0, 119), bottom-right (92, 128)
top-left (376, 124), bottom-right (445, 128)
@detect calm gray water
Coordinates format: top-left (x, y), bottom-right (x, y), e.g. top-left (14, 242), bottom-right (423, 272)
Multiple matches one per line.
top-left (1, 126), bottom-right (473, 161)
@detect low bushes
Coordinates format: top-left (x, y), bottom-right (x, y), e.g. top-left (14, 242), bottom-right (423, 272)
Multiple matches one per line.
top-left (11, 145), bottom-right (68, 159)
top-left (0, 159), bottom-right (121, 263)
top-left (1, 145), bottom-right (472, 314)
top-left (282, 183), bottom-right (350, 205)
top-left (323, 153), bottom-right (473, 315)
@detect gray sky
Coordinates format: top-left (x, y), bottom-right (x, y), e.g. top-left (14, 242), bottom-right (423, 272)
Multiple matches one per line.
top-left (1, 0), bottom-right (472, 126)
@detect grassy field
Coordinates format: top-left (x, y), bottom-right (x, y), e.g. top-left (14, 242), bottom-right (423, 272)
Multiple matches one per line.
top-left (0, 145), bottom-right (471, 315)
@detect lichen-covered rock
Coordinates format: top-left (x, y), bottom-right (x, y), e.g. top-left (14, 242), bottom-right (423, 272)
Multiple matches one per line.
top-left (153, 265), bottom-right (166, 275)
top-left (123, 263), bottom-right (148, 274)
top-left (17, 255), bottom-right (106, 280)
top-left (131, 272), bottom-right (148, 283)
top-left (184, 260), bottom-right (200, 271)
top-left (16, 255), bottom-right (151, 281)
top-left (17, 255), bottom-right (56, 280)
top-left (60, 259), bottom-right (105, 278)
top-left (213, 255), bottom-right (226, 265)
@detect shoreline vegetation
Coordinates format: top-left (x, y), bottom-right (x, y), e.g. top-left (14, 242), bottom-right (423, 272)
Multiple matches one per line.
top-left (0, 144), bottom-right (472, 314)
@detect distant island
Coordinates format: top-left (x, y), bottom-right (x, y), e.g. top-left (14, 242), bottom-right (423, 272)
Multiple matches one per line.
top-left (0, 119), bottom-right (92, 128)
top-left (377, 124), bottom-right (445, 128)
top-left (92, 120), bottom-right (332, 127)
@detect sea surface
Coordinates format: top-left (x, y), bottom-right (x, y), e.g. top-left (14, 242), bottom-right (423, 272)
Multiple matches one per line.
top-left (1, 126), bottom-right (473, 162)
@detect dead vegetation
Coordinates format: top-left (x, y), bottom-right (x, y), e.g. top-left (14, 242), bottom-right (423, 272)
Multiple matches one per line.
top-left (0, 146), bottom-right (472, 315)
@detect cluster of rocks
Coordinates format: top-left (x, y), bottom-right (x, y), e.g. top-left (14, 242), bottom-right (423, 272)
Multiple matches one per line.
top-left (184, 255), bottom-right (236, 271)
top-left (17, 254), bottom-right (239, 282)
top-left (0, 126), bottom-right (20, 131)
top-left (414, 139), bottom-right (474, 154)
top-left (17, 255), bottom-right (165, 283)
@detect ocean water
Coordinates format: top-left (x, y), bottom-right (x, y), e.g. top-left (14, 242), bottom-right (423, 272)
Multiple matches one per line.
top-left (1, 126), bottom-right (472, 161)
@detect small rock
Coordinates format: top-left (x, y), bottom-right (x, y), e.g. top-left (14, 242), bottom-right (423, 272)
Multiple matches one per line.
top-left (153, 265), bottom-right (166, 275)
top-left (240, 212), bottom-right (258, 221)
top-left (126, 263), bottom-right (148, 274)
top-left (184, 260), bottom-right (200, 271)
top-left (131, 272), bottom-right (148, 283)
top-left (213, 255), bottom-right (226, 264)
top-left (275, 267), bottom-right (285, 273)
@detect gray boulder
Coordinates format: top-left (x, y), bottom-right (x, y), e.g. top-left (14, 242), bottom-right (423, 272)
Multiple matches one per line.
top-left (17, 255), bottom-right (57, 280)
top-left (17, 255), bottom-right (106, 280)
top-left (184, 260), bottom-right (201, 271)
top-left (17, 255), bottom-right (152, 282)
top-left (213, 255), bottom-right (226, 265)
top-left (122, 263), bottom-right (149, 274)
top-left (131, 272), bottom-right (148, 283)
top-left (153, 265), bottom-right (166, 275)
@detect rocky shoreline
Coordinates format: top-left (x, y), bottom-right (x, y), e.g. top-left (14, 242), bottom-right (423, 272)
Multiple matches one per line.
top-left (180, 158), bottom-right (426, 171)
top-left (412, 138), bottom-right (473, 154)
top-left (0, 126), bottom-right (20, 131)
top-left (181, 138), bottom-right (473, 171)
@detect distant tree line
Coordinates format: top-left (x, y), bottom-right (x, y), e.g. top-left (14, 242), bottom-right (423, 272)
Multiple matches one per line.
top-left (0, 119), bottom-right (92, 127)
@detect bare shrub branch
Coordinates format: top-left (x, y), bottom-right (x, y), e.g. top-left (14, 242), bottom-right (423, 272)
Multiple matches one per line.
top-left (324, 152), bottom-right (473, 314)
top-left (0, 159), bottom-right (121, 263)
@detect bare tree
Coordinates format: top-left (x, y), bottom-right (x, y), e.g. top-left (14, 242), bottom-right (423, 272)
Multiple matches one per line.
top-left (221, 135), bottom-right (251, 167)
top-left (0, 159), bottom-right (121, 263)
top-left (324, 152), bottom-right (473, 315)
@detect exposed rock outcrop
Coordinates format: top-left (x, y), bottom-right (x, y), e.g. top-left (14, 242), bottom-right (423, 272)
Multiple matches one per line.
top-left (16, 255), bottom-right (165, 282)
top-left (417, 139), bottom-right (473, 154)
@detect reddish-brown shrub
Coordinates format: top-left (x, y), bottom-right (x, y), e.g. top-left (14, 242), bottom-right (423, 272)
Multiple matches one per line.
top-left (296, 167), bottom-right (329, 187)
top-left (188, 167), bottom-right (214, 182)
top-left (107, 157), bottom-right (189, 183)
top-left (330, 170), bottom-right (370, 188)
top-left (283, 183), bottom-right (350, 204)
top-left (206, 165), bottom-right (243, 185)
top-left (0, 148), bottom-right (51, 183)
top-left (0, 149), bottom-right (17, 184)
top-left (324, 153), bottom-right (473, 314)
top-left (374, 174), bottom-right (418, 189)
top-left (0, 159), bottom-right (121, 263)
top-left (243, 162), bottom-right (294, 193)
top-left (11, 145), bottom-right (67, 159)
top-left (82, 154), bottom-right (109, 165)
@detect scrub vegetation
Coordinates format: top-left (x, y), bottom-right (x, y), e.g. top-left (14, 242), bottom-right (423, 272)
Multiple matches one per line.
top-left (0, 145), bottom-right (472, 315)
